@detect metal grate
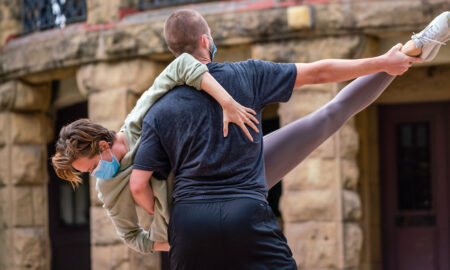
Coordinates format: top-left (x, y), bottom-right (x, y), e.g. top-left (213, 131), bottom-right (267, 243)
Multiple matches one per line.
top-left (22, 0), bottom-right (87, 34)
top-left (139, 0), bottom-right (219, 10)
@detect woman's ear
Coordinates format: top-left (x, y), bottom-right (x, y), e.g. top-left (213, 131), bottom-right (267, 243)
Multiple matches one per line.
top-left (98, 140), bottom-right (110, 151)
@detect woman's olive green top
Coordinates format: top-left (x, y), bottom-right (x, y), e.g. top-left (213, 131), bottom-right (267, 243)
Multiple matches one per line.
top-left (96, 53), bottom-right (208, 253)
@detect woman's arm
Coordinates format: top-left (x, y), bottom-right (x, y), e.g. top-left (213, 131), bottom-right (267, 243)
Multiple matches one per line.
top-left (121, 53), bottom-right (258, 142)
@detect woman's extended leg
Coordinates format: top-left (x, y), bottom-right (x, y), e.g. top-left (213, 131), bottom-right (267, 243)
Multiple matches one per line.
top-left (263, 72), bottom-right (395, 189)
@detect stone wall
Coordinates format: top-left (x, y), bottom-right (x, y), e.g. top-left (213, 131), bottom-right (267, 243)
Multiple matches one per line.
top-left (0, 0), bottom-right (22, 47)
top-left (252, 36), bottom-right (364, 269)
top-left (0, 80), bottom-right (52, 270)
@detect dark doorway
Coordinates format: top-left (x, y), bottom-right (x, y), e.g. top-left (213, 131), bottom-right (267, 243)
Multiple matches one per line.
top-left (47, 101), bottom-right (91, 270)
top-left (379, 102), bottom-right (450, 270)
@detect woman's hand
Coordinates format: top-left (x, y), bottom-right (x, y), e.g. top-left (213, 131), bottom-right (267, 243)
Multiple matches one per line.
top-left (222, 99), bottom-right (259, 142)
top-left (153, 241), bottom-right (170, 252)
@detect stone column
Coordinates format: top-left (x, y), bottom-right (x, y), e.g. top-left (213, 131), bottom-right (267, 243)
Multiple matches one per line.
top-left (0, 0), bottom-right (22, 47)
top-left (77, 58), bottom-right (167, 270)
top-left (252, 36), bottom-right (365, 270)
top-left (0, 80), bottom-right (52, 270)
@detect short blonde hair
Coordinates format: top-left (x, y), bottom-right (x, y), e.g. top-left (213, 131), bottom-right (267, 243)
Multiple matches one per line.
top-left (51, 119), bottom-right (115, 187)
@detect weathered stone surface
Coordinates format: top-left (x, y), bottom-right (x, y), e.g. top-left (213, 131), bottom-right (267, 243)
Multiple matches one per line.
top-left (10, 113), bottom-right (50, 144)
top-left (283, 158), bottom-right (339, 191)
top-left (77, 59), bottom-right (162, 95)
top-left (88, 89), bottom-right (138, 124)
top-left (91, 244), bottom-right (130, 270)
top-left (0, 187), bottom-right (9, 228)
top-left (281, 190), bottom-right (338, 222)
top-left (342, 158), bottom-right (359, 190)
top-left (12, 186), bottom-right (34, 226)
top-left (0, 81), bottom-right (51, 112)
top-left (12, 227), bottom-right (49, 270)
top-left (0, 112), bottom-right (8, 145)
top-left (0, 0), bottom-right (22, 47)
top-left (252, 36), bottom-right (363, 63)
top-left (287, 5), bottom-right (313, 30)
top-left (340, 123), bottom-right (359, 158)
top-left (22, 67), bottom-right (77, 85)
top-left (0, 146), bottom-right (9, 186)
top-left (284, 221), bottom-right (339, 269)
top-left (87, 0), bottom-right (121, 25)
top-left (11, 145), bottom-right (46, 185)
top-left (129, 249), bottom-right (160, 270)
top-left (279, 86), bottom-right (334, 124)
top-left (2, 0), bottom-right (448, 79)
top-left (32, 186), bottom-right (47, 226)
top-left (343, 190), bottom-right (362, 221)
top-left (91, 206), bottom-right (122, 245)
top-left (344, 223), bottom-right (363, 268)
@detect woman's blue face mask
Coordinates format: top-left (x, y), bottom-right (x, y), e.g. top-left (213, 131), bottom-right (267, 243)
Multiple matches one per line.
top-left (91, 150), bottom-right (120, 179)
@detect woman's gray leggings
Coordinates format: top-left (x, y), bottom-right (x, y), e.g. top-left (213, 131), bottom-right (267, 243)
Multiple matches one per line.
top-left (263, 72), bottom-right (396, 189)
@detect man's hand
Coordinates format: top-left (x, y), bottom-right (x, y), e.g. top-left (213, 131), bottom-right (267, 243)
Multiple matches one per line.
top-left (153, 241), bottom-right (170, 252)
top-left (222, 99), bottom-right (259, 142)
top-left (381, 43), bottom-right (423, 75)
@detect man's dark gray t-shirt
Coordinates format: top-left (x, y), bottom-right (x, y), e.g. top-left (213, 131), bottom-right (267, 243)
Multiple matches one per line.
top-left (133, 60), bottom-right (297, 203)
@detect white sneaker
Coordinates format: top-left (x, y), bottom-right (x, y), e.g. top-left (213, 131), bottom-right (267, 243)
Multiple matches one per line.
top-left (411, 11), bottom-right (450, 61)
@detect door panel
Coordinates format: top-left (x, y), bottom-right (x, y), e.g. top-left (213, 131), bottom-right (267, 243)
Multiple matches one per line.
top-left (379, 102), bottom-right (449, 270)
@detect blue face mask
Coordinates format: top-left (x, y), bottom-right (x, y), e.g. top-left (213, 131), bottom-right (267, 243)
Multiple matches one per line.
top-left (91, 150), bottom-right (120, 179)
top-left (208, 36), bottom-right (217, 61)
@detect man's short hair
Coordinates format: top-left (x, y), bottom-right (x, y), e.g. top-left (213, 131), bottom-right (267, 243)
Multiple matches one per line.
top-left (164, 9), bottom-right (210, 56)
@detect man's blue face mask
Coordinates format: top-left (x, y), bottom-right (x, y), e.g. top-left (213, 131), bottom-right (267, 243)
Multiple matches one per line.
top-left (208, 35), bottom-right (217, 61)
top-left (91, 149), bottom-right (120, 179)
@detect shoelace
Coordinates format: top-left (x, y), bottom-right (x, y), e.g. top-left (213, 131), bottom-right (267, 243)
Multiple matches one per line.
top-left (413, 25), bottom-right (447, 46)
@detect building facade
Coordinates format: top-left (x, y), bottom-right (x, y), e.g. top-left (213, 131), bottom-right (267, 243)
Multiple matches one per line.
top-left (0, 0), bottom-right (449, 270)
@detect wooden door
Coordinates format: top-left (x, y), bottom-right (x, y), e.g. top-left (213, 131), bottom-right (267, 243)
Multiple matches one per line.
top-left (379, 102), bottom-right (450, 270)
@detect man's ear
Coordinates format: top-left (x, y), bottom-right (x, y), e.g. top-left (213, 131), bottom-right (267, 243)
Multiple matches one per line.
top-left (200, 34), bottom-right (209, 49)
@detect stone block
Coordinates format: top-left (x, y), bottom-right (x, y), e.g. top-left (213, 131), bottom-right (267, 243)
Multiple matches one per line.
top-left (0, 112), bottom-right (8, 145)
top-left (0, 146), bottom-right (9, 186)
top-left (10, 113), bottom-right (49, 144)
top-left (342, 158), bottom-right (359, 190)
top-left (343, 190), bottom-right (362, 221)
top-left (88, 89), bottom-right (137, 124)
top-left (340, 123), bottom-right (359, 158)
top-left (129, 248), bottom-right (161, 270)
top-left (0, 187), bottom-right (9, 228)
top-left (32, 186), bottom-right (47, 226)
top-left (12, 186), bottom-right (33, 227)
top-left (12, 227), bottom-right (48, 270)
top-left (91, 206), bottom-right (122, 245)
top-left (251, 36), bottom-right (363, 62)
top-left (0, 81), bottom-right (51, 112)
top-left (91, 244), bottom-right (129, 270)
top-left (283, 158), bottom-right (339, 191)
top-left (77, 59), bottom-right (160, 95)
top-left (281, 190), bottom-right (338, 222)
top-left (284, 221), bottom-right (339, 269)
top-left (287, 5), bottom-right (313, 29)
top-left (11, 145), bottom-right (46, 185)
top-left (87, 0), bottom-right (121, 25)
top-left (344, 223), bottom-right (363, 268)
top-left (279, 87), bottom-right (334, 124)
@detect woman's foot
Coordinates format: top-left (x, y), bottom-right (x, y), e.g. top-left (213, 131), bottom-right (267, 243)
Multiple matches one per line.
top-left (407, 11), bottom-right (449, 61)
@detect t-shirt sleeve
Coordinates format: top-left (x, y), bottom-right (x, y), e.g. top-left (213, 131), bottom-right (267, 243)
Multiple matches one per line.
top-left (133, 120), bottom-right (171, 172)
top-left (250, 60), bottom-right (297, 107)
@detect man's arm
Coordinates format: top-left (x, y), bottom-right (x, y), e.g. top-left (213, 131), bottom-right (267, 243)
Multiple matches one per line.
top-left (294, 43), bottom-right (423, 88)
top-left (129, 169), bottom-right (155, 216)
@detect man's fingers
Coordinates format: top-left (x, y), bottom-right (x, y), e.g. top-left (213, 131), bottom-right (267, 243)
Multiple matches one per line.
top-left (407, 56), bottom-right (423, 63)
top-left (239, 122), bottom-right (253, 142)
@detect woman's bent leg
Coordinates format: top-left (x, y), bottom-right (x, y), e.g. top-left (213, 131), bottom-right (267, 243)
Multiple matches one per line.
top-left (264, 72), bottom-right (396, 189)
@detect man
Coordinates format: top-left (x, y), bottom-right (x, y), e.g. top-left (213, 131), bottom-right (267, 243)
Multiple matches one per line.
top-left (129, 9), bottom-right (423, 269)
